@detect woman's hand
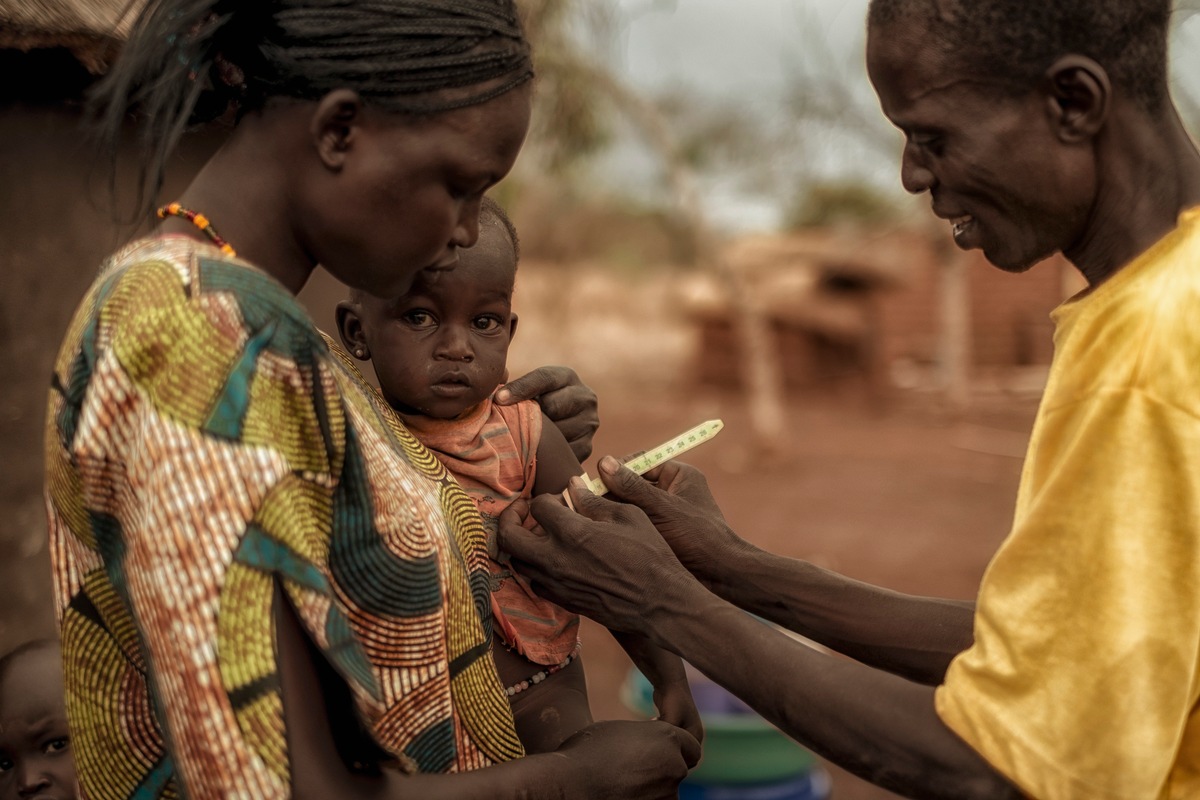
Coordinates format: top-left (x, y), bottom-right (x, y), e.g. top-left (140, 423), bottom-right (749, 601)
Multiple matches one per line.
top-left (496, 366), bottom-right (598, 462)
top-left (555, 719), bottom-right (701, 800)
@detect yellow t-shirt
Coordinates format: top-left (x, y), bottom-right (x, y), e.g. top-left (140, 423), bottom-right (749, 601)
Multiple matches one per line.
top-left (936, 208), bottom-right (1200, 800)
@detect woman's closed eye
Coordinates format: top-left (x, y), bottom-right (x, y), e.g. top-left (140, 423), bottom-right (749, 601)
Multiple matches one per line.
top-left (449, 174), bottom-right (493, 202)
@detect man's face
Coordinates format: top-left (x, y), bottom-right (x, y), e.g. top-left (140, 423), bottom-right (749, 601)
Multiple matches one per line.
top-left (866, 18), bottom-right (1095, 272)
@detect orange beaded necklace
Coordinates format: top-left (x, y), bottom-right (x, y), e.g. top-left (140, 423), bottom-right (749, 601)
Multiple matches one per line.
top-left (156, 202), bottom-right (237, 257)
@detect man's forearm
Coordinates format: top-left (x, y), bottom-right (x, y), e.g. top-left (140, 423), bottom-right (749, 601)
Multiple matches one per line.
top-left (642, 581), bottom-right (1019, 800)
top-left (699, 543), bottom-right (975, 685)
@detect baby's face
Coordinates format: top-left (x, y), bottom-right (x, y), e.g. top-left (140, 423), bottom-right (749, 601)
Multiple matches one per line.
top-left (0, 645), bottom-right (76, 800)
top-left (363, 223), bottom-right (517, 420)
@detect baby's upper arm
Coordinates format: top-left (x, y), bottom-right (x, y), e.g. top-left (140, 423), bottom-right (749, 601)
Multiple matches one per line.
top-left (532, 412), bottom-right (584, 496)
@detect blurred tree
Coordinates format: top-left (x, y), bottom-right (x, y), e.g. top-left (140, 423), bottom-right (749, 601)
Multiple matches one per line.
top-left (517, 0), bottom-right (619, 176)
top-left (513, 0), bottom-right (788, 452)
top-left (787, 181), bottom-right (897, 230)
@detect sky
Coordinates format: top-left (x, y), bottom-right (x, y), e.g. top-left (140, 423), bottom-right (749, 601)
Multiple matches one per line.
top-left (597, 0), bottom-right (894, 232)
top-left (614, 0), bottom-right (870, 100)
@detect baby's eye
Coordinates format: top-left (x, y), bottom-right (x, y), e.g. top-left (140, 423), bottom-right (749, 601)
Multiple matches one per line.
top-left (44, 737), bottom-right (69, 754)
top-left (472, 316), bottom-right (503, 333)
top-left (402, 310), bottom-right (435, 328)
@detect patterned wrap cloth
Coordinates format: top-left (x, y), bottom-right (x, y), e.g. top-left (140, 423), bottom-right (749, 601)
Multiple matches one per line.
top-left (400, 396), bottom-right (581, 667)
top-left (44, 236), bottom-right (523, 800)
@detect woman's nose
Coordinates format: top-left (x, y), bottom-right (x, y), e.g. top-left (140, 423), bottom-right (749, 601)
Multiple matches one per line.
top-left (451, 199), bottom-right (482, 249)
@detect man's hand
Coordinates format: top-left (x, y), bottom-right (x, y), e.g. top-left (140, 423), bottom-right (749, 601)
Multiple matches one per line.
top-left (496, 366), bottom-right (598, 462)
top-left (594, 458), bottom-right (750, 589)
top-left (498, 479), bottom-right (698, 635)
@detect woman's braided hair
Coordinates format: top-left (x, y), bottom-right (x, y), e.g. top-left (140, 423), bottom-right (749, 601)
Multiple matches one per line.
top-left (92, 0), bottom-right (533, 216)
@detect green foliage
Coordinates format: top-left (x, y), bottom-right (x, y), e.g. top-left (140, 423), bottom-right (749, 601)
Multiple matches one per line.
top-left (655, 89), bottom-right (767, 172)
top-left (786, 181), bottom-right (897, 230)
top-left (517, 0), bottom-right (617, 173)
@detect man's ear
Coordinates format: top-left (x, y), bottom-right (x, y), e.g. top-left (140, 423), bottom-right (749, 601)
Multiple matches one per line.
top-left (336, 301), bottom-right (369, 360)
top-left (508, 312), bottom-right (518, 342)
top-left (1044, 55), bottom-right (1110, 143)
top-left (311, 89), bottom-right (365, 171)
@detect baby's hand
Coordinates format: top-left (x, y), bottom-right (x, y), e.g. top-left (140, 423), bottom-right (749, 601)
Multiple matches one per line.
top-left (653, 679), bottom-right (704, 748)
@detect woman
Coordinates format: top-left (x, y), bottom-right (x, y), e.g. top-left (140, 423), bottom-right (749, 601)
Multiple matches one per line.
top-left (44, 2), bottom-right (698, 798)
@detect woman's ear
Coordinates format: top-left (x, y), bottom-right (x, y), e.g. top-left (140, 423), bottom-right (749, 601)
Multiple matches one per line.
top-left (1044, 55), bottom-right (1110, 144)
top-left (336, 301), bottom-right (370, 360)
top-left (311, 89), bottom-right (365, 171)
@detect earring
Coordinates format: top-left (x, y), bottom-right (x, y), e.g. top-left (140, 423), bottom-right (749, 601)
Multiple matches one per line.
top-left (354, 347), bottom-right (366, 359)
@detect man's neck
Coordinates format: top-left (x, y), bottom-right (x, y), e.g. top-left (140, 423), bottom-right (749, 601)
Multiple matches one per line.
top-left (1066, 107), bottom-right (1200, 286)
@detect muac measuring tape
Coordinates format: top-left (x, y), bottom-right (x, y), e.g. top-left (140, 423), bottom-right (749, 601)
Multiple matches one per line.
top-left (564, 419), bottom-right (724, 506)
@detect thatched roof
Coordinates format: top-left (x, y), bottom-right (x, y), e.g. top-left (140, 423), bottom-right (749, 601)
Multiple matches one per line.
top-left (0, 0), bottom-right (142, 72)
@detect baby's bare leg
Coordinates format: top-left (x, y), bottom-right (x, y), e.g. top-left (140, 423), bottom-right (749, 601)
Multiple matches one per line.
top-left (492, 636), bottom-right (593, 753)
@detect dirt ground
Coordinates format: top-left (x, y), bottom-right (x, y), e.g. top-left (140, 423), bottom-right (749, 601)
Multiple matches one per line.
top-left (567, 382), bottom-right (1038, 800)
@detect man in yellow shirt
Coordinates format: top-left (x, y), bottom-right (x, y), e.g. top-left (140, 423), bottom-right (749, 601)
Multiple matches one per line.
top-left (499, 0), bottom-right (1200, 797)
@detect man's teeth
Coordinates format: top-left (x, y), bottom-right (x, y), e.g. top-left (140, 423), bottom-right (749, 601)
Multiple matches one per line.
top-left (952, 215), bottom-right (973, 236)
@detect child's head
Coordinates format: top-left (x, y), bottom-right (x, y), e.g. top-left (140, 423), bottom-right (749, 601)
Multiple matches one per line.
top-left (0, 639), bottom-right (76, 800)
top-left (338, 197), bottom-right (521, 420)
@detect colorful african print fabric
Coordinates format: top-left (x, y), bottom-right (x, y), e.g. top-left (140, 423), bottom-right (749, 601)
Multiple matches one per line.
top-left (401, 396), bottom-right (581, 666)
top-left (44, 236), bottom-right (522, 800)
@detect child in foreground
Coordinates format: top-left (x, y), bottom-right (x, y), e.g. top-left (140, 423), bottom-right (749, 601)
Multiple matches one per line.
top-left (337, 198), bottom-right (701, 753)
top-left (0, 639), bottom-right (77, 800)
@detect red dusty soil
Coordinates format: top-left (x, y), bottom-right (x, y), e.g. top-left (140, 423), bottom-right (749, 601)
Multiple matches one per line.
top-left (570, 384), bottom-right (1038, 800)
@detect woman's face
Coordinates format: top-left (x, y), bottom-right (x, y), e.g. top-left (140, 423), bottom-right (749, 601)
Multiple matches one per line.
top-left (307, 83), bottom-right (532, 299)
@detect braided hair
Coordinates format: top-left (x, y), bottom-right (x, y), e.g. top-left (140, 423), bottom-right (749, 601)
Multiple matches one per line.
top-left (92, 0), bottom-right (533, 216)
top-left (867, 0), bottom-right (1172, 111)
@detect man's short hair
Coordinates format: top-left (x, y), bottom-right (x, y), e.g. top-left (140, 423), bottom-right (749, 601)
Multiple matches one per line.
top-left (868, 0), bottom-right (1172, 111)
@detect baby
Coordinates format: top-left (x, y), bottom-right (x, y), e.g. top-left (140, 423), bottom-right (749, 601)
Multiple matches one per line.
top-left (0, 639), bottom-right (77, 800)
top-left (337, 197), bottom-right (699, 753)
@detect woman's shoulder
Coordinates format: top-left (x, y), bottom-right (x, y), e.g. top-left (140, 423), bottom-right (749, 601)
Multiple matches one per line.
top-left (96, 235), bottom-right (322, 350)
top-left (60, 235), bottom-right (343, 461)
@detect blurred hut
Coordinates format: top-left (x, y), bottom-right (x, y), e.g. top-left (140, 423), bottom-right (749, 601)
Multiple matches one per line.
top-left (682, 225), bottom-right (1076, 408)
top-left (682, 229), bottom-right (907, 405)
top-left (0, 0), bottom-right (134, 73)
